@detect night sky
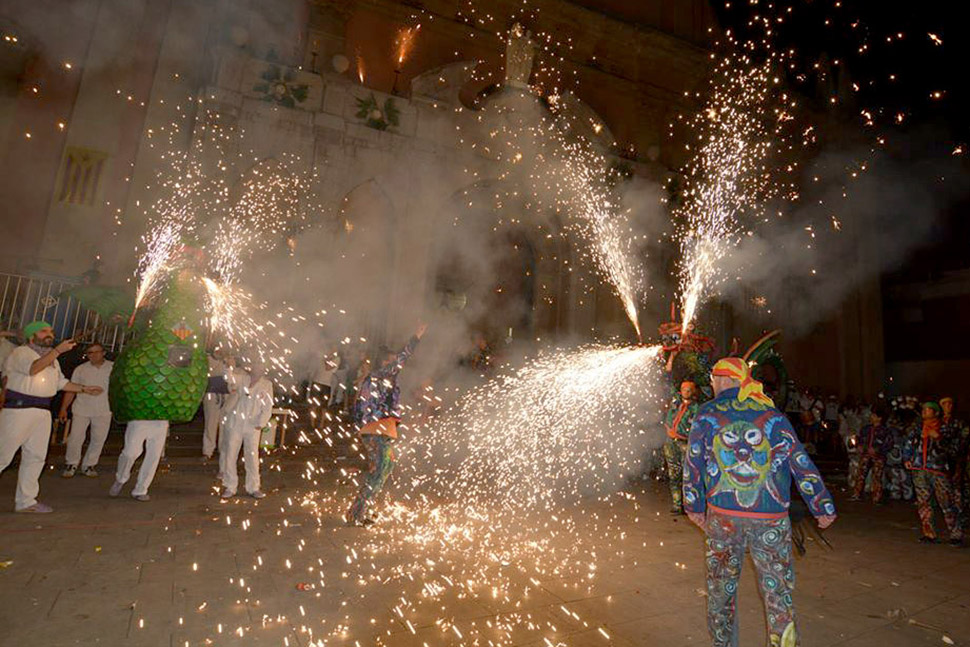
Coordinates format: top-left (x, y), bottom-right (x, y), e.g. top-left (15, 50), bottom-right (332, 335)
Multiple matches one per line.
top-left (713, 0), bottom-right (968, 142)
top-left (712, 0), bottom-right (969, 281)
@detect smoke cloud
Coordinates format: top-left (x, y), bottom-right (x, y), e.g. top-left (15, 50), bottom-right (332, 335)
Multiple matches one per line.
top-left (717, 139), bottom-right (963, 333)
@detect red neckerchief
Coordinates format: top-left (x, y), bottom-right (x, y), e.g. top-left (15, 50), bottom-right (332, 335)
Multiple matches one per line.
top-left (866, 425), bottom-right (879, 453)
top-left (668, 400), bottom-right (691, 439)
top-left (921, 417), bottom-right (942, 466)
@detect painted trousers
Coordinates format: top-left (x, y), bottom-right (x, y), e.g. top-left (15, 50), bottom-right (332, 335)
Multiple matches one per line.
top-left (706, 513), bottom-right (797, 647)
top-left (912, 470), bottom-right (962, 541)
top-left (347, 434), bottom-right (395, 522)
top-left (116, 420), bottom-right (168, 497)
top-left (0, 408), bottom-right (52, 510)
top-left (663, 437), bottom-right (687, 508)
top-left (851, 454), bottom-right (885, 502)
top-left (65, 414), bottom-right (112, 469)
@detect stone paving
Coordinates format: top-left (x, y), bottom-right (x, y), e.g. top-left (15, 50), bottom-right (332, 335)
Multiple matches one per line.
top-left (1, 448), bottom-right (968, 647)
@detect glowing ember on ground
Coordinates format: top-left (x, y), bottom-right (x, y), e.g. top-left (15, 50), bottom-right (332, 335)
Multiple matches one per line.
top-left (284, 343), bottom-right (666, 645)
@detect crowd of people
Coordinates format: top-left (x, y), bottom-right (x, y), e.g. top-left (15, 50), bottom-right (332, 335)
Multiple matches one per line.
top-left (0, 319), bottom-right (432, 532)
top-left (3, 318), bottom-right (965, 647)
top-left (657, 365), bottom-right (969, 645)
top-left (0, 321), bottom-right (281, 511)
top-left (781, 385), bottom-right (969, 541)
top-left (662, 377), bottom-right (969, 544)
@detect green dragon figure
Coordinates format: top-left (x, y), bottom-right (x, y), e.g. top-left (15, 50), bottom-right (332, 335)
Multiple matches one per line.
top-left (108, 269), bottom-right (208, 423)
top-left (658, 303), bottom-right (716, 399)
top-left (739, 329), bottom-right (789, 410)
top-left (657, 303), bottom-right (789, 407)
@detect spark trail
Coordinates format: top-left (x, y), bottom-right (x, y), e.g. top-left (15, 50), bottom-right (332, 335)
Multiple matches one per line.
top-left (292, 343), bottom-right (666, 645)
top-left (128, 113), bottom-right (319, 382)
top-left (469, 93), bottom-right (647, 338)
top-left (674, 54), bottom-right (798, 333)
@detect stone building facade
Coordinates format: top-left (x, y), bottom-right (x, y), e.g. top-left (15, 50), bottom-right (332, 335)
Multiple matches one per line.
top-left (0, 0), bottom-right (716, 344)
top-left (2, 0), bottom-right (908, 400)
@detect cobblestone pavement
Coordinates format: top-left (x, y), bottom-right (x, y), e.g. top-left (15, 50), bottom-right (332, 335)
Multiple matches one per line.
top-left (1, 449), bottom-right (968, 647)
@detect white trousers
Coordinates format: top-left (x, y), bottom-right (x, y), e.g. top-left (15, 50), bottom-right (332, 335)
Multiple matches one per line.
top-left (202, 394), bottom-right (223, 457)
top-left (65, 414), bottom-right (112, 468)
top-left (0, 408), bottom-right (52, 510)
top-left (221, 424), bottom-right (261, 495)
top-left (115, 420), bottom-right (168, 496)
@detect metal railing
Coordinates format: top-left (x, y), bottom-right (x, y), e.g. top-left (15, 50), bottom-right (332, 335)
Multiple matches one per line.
top-left (0, 272), bottom-right (130, 352)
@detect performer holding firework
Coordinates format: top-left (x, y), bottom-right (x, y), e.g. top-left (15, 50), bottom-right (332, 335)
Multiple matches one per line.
top-left (346, 324), bottom-right (426, 527)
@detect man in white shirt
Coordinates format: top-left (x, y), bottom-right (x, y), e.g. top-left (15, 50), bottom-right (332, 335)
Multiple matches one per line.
top-left (220, 358), bottom-right (274, 499)
top-left (0, 321), bottom-right (103, 513)
top-left (59, 342), bottom-right (113, 477)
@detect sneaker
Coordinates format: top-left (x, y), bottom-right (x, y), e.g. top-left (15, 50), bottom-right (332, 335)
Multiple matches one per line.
top-left (61, 465), bottom-right (77, 478)
top-left (131, 494), bottom-right (150, 502)
top-left (247, 491), bottom-right (266, 499)
top-left (109, 480), bottom-right (124, 497)
top-left (81, 466), bottom-right (98, 478)
top-left (221, 489), bottom-right (236, 499)
top-left (16, 502), bottom-right (53, 514)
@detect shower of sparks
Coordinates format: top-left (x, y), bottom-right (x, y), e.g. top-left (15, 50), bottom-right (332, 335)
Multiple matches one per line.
top-left (283, 343), bottom-right (666, 645)
top-left (556, 134), bottom-right (645, 339)
top-left (412, 343), bottom-right (664, 507)
top-left (131, 220), bottom-right (185, 320)
top-left (200, 278), bottom-right (293, 379)
top-left (210, 156), bottom-right (313, 284)
top-left (464, 89), bottom-right (647, 339)
top-left (129, 111), bottom-right (320, 382)
top-left (673, 53), bottom-right (800, 334)
top-left (395, 24), bottom-right (421, 67)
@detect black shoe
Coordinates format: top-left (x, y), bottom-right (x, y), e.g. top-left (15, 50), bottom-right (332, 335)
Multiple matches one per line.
top-left (949, 538), bottom-right (963, 547)
top-left (918, 536), bottom-right (940, 544)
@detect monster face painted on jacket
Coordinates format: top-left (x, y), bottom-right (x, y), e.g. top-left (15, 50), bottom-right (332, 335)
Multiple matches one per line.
top-left (711, 421), bottom-right (772, 508)
top-left (683, 387), bottom-right (836, 519)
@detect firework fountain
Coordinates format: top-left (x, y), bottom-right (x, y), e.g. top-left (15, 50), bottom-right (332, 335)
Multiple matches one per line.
top-left (265, 23), bottom-right (676, 645)
top-left (672, 51), bottom-right (801, 334)
top-left (128, 114), bottom-right (322, 382)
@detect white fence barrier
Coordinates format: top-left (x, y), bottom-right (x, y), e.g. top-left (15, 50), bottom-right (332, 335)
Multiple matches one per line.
top-left (0, 272), bottom-right (129, 352)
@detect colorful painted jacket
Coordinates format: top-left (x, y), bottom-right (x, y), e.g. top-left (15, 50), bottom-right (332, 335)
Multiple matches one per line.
top-left (353, 336), bottom-right (419, 427)
top-left (903, 426), bottom-right (956, 475)
top-left (683, 387), bottom-right (836, 519)
top-left (856, 423), bottom-right (893, 458)
top-left (664, 396), bottom-right (700, 441)
top-left (944, 417), bottom-right (970, 474)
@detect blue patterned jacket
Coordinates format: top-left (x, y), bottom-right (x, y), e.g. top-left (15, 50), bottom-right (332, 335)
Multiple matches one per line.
top-left (683, 387), bottom-right (836, 519)
top-left (857, 423), bottom-right (893, 458)
top-left (353, 336), bottom-right (419, 426)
